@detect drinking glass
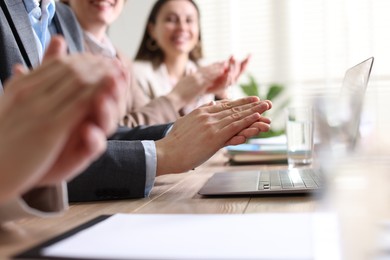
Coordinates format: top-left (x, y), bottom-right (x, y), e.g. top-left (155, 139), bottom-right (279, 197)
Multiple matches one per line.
top-left (286, 106), bottom-right (314, 168)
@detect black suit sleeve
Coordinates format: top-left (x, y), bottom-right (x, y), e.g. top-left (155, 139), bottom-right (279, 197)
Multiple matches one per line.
top-left (68, 140), bottom-right (146, 202)
top-left (67, 124), bottom-right (172, 202)
top-left (109, 124), bottom-right (173, 141)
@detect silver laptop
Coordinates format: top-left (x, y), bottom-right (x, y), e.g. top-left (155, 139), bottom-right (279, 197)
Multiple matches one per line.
top-left (198, 57), bottom-right (374, 196)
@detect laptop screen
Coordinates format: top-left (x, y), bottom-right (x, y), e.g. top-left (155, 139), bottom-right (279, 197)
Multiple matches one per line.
top-left (316, 57), bottom-right (374, 153)
top-left (198, 57), bottom-right (374, 196)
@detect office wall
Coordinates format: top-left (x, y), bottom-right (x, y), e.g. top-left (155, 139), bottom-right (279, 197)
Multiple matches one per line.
top-left (110, 0), bottom-right (155, 59)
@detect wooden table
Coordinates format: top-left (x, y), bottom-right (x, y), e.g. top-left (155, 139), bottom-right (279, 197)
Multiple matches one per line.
top-left (2, 150), bottom-right (390, 259)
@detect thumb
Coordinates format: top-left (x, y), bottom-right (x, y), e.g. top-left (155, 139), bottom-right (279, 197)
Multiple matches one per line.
top-left (12, 64), bottom-right (29, 77)
top-left (239, 54), bottom-right (251, 74)
top-left (43, 36), bottom-right (67, 62)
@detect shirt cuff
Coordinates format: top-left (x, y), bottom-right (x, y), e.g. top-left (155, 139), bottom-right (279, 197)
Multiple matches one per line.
top-left (141, 140), bottom-right (157, 197)
top-left (165, 125), bottom-right (174, 136)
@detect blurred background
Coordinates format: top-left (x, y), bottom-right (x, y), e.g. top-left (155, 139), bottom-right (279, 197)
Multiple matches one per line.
top-left (110, 0), bottom-right (390, 136)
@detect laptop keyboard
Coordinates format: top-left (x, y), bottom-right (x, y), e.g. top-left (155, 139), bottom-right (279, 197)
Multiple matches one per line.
top-left (258, 169), bottom-right (321, 191)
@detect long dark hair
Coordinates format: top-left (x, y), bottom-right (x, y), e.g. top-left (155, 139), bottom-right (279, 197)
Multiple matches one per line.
top-left (134, 0), bottom-right (203, 68)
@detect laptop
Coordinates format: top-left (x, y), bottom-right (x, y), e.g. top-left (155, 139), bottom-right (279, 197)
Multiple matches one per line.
top-left (198, 57), bottom-right (374, 196)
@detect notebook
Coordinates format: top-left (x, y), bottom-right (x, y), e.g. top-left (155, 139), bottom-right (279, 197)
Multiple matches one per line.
top-left (198, 57), bottom-right (374, 196)
top-left (225, 142), bottom-right (287, 165)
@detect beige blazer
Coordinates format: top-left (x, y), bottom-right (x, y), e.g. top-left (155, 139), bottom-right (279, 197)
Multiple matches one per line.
top-left (116, 52), bottom-right (181, 127)
top-left (0, 183), bottom-right (67, 224)
top-left (133, 60), bottom-right (215, 115)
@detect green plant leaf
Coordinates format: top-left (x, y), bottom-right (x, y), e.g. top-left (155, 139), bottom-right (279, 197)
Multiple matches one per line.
top-left (239, 74), bottom-right (260, 97)
top-left (238, 73), bottom-right (290, 140)
top-left (266, 84), bottom-right (284, 101)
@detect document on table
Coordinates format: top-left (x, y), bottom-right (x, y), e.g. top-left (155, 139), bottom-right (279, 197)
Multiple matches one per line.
top-left (18, 213), bottom-right (341, 260)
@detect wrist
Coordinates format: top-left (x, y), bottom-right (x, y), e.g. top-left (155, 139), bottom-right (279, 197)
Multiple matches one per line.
top-left (155, 139), bottom-right (173, 176)
top-left (165, 91), bottom-right (187, 112)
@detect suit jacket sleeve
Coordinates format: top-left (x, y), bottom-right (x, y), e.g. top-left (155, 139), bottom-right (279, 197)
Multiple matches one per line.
top-left (117, 52), bottom-right (180, 127)
top-left (67, 140), bottom-right (146, 202)
top-left (0, 183), bottom-right (68, 224)
top-left (67, 124), bottom-right (171, 202)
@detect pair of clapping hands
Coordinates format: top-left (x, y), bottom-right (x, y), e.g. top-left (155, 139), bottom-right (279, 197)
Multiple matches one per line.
top-left (0, 37), bottom-right (270, 203)
top-left (168, 55), bottom-right (250, 108)
top-left (202, 55), bottom-right (251, 97)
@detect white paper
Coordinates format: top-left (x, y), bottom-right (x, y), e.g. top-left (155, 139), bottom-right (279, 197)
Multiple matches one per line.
top-left (42, 213), bottom-right (340, 260)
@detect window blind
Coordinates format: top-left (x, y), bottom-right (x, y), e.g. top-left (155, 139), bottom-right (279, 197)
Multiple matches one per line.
top-left (196, 0), bottom-right (390, 102)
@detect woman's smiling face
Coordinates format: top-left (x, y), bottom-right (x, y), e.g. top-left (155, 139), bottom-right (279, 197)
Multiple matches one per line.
top-left (148, 0), bottom-right (200, 59)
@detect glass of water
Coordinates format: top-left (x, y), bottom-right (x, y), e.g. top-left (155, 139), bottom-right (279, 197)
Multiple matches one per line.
top-left (286, 106), bottom-right (314, 168)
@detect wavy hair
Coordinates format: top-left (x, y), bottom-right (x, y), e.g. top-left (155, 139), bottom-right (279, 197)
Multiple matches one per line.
top-left (134, 0), bottom-right (203, 68)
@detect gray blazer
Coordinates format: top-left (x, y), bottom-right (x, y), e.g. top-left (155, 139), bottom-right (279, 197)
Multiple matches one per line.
top-left (0, 1), bottom-right (171, 201)
top-left (0, 0), bottom-right (83, 84)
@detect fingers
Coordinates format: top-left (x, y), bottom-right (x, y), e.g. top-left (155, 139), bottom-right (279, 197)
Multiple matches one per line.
top-left (6, 56), bottom-right (73, 100)
top-left (206, 96), bottom-right (261, 113)
top-left (224, 120), bottom-right (272, 147)
top-left (10, 54), bottom-right (126, 138)
top-left (215, 100), bottom-right (271, 121)
top-left (50, 69), bottom-right (122, 137)
top-left (225, 135), bottom-right (247, 146)
top-left (239, 54), bottom-right (251, 77)
top-left (43, 36), bottom-right (67, 61)
top-left (237, 127), bottom-right (261, 138)
top-left (263, 100), bottom-right (273, 109)
top-left (205, 71), bottom-right (230, 93)
top-left (4, 64), bottom-right (30, 94)
top-left (79, 123), bottom-right (107, 161)
top-left (208, 99), bottom-right (271, 126)
top-left (236, 121), bottom-right (271, 137)
top-left (225, 57), bottom-right (237, 85)
top-left (12, 64), bottom-right (28, 76)
top-left (225, 128), bottom-right (261, 146)
top-left (219, 112), bottom-right (263, 140)
top-left (216, 99), bottom-right (272, 140)
top-left (8, 37), bottom-right (68, 93)
top-left (89, 78), bottom-right (120, 136)
top-left (38, 122), bottom-right (107, 186)
top-left (223, 54), bottom-right (251, 84)
top-left (40, 55), bottom-right (123, 116)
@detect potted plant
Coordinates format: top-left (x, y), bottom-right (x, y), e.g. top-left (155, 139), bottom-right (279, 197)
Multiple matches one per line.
top-left (239, 74), bottom-right (289, 138)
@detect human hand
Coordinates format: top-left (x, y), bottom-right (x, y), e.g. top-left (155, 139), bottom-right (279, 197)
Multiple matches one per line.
top-left (37, 37), bottom-right (128, 186)
top-left (218, 99), bottom-right (272, 146)
top-left (203, 54), bottom-right (251, 96)
top-left (165, 72), bottom-right (206, 111)
top-left (166, 62), bottom-right (228, 111)
top-left (155, 96), bottom-right (272, 175)
top-left (12, 37), bottom-right (129, 136)
top-left (228, 54), bottom-right (251, 83)
top-left (0, 37), bottom-right (127, 202)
